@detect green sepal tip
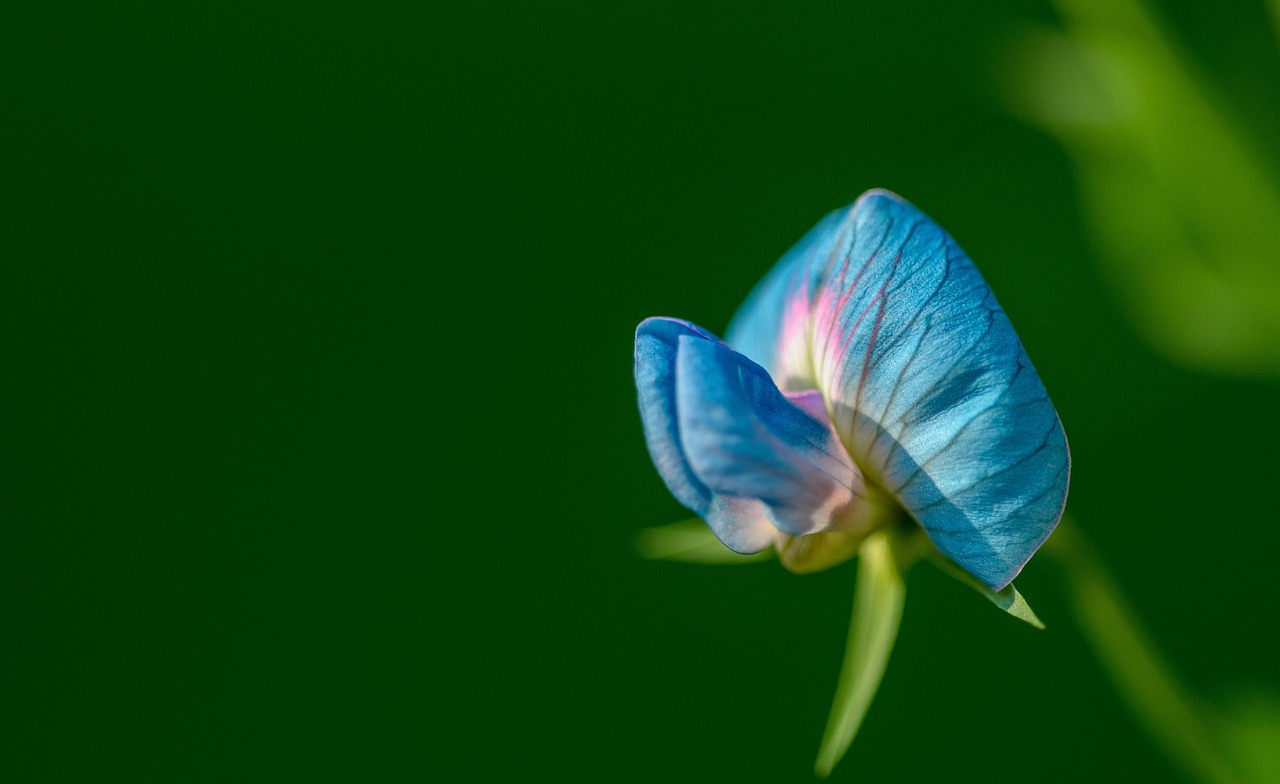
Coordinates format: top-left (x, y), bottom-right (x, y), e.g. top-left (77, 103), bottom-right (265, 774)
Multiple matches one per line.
top-left (634, 519), bottom-right (772, 565)
top-left (929, 552), bottom-right (1045, 629)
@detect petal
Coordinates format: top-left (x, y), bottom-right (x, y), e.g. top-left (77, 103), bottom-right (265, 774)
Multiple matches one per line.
top-left (674, 333), bottom-right (862, 537)
top-left (635, 318), bottom-right (775, 552)
top-left (634, 317), bottom-right (865, 551)
top-left (727, 190), bottom-right (1070, 589)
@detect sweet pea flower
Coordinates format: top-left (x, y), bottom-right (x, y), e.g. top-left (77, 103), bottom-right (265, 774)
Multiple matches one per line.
top-left (635, 190), bottom-right (1069, 590)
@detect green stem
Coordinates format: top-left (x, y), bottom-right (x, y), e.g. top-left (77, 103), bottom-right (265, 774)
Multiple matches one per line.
top-left (813, 528), bottom-right (907, 778)
top-left (1046, 520), bottom-right (1240, 784)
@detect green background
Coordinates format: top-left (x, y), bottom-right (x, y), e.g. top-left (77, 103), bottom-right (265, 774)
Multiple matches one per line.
top-left (8, 1), bottom-right (1280, 781)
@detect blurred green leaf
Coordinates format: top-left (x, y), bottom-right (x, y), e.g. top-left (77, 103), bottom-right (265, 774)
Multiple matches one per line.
top-left (814, 529), bottom-right (905, 778)
top-left (1049, 521), bottom-right (1243, 784)
top-left (1221, 690), bottom-right (1280, 784)
top-left (635, 519), bottom-right (772, 564)
top-left (928, 552), bottom-right (1045, 629)
top-left (1005, 0), bottom-right (1280, 377)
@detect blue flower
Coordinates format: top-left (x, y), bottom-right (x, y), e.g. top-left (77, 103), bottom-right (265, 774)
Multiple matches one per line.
top-left (635, 190), bottom-right (1069, 589)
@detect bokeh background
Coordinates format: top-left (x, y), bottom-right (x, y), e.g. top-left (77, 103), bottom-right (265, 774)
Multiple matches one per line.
top-left (8, 1), bottom-right (1280, 781)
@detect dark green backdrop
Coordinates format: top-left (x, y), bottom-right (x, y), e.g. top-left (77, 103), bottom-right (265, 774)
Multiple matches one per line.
top-left (8, 2), bottom-right (1279, 781)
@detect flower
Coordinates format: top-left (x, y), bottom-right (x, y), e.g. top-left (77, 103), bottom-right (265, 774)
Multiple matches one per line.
top-left (634, 190), bottom-right (1069, 589)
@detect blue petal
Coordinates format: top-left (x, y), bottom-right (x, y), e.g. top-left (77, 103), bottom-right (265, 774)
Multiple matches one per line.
top-left (635, 317), bottom-right (863, 551)
top-left (674, 333), bottom-right (862, 537)
top-left (727, 190), bottom-right (1070, 589)
top-left (635, 318), bottom-right (775, 552)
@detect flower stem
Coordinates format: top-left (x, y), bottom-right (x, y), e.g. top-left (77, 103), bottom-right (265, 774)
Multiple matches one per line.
top-left (813, 528), bottom-right (907, 778)
top-left (1045, 519), bottom-right (1241, 784)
